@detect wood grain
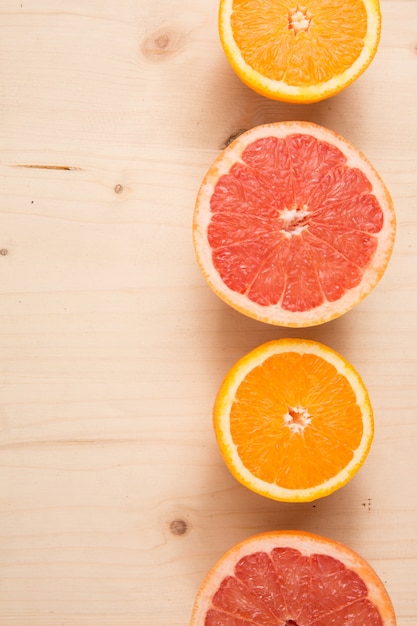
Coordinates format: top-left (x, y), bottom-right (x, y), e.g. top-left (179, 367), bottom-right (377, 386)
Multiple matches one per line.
top-left (0, 1), bottom-right (416, 624)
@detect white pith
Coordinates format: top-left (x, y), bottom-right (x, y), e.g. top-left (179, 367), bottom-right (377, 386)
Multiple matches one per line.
top-left (281, 205), bottom-right (310, 237)
top-left (288, 6), bottom-right (312, 33)
top-left (283, 405), bottom-right (312, 433)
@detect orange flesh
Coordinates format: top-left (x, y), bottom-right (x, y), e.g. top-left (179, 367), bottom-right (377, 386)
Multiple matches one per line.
top-left (206, 547), bottom-right (383, 624)
top-left (208, 134), bottom-right (383, 312)
top-left (230, 0), bottom-right (368, 86)
top-left (230, 352), bottom-right (363, 489)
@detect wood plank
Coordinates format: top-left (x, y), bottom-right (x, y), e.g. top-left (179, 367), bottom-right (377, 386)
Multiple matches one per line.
top-left (0, 1), bottom-right (416, 624)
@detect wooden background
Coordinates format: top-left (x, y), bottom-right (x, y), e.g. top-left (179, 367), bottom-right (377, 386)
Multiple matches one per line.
top-left (0, 1), bottom-right (416, 624)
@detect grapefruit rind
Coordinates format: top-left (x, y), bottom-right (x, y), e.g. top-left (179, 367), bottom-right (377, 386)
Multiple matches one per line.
top-left (191, 530), bottom-right (396, 626)
top-left (193, 121), bottom-right (396, 328)
top-left (213, 339), bottom-right (374, 502)
top-left (218, 0), bottom-right (382, 103)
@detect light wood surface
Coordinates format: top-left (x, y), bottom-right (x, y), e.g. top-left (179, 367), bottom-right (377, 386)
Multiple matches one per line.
top-left (1, 1), bottom-right (416, 624)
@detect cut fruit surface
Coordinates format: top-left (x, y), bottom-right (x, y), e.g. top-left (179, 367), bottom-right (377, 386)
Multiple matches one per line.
top-left (213, 338), bottom-right (374, 502)
top-left (193, 122), bottom-right (395, 327)
top-left (219, 0), bottom-right (382, 102)
top-left (191, 531), bottom-right (396, 625)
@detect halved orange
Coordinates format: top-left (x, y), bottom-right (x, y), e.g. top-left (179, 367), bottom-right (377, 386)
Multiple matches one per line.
top-left (193, 121), bottom-right (395, 327)
top-left (191, 530), bottom-right (396, 625)
top-left (213, 338), bottom-right (374, 502)
top-left (219, 0), bottom-right (382, 102)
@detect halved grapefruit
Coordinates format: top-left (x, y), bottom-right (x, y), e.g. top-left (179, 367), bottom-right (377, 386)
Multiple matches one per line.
top-left (191, 530), bottom-right (396, 625)
top-left (193, 122), bottom-right (395, 327)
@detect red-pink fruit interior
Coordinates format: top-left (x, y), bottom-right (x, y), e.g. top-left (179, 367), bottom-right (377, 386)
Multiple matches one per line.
top-left (205, 547), bottom-right (383, 625)
top-left (208, 134), bottom-right (384, 312)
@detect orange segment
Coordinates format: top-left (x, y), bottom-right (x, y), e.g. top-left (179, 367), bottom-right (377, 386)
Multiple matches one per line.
top-left (213, 338), bottom-right (374, 502)
top-left (191, 531), bottom-right (397, 625)
top-left (219, 0), bottom-right (381, 102)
